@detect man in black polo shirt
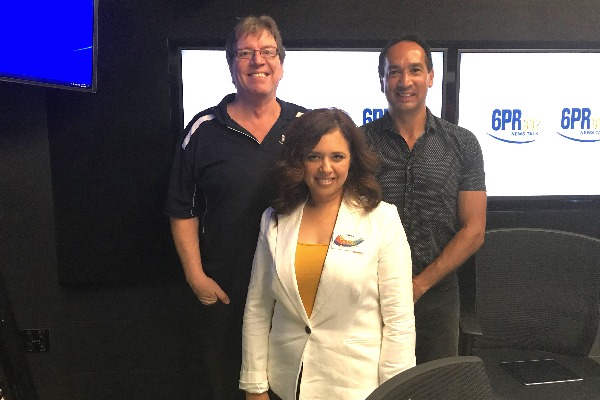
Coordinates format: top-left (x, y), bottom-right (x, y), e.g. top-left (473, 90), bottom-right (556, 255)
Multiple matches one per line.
top-left (165, 15), bottom-right (305, 400)
top-left (362, 33), bottom-right (486, 364)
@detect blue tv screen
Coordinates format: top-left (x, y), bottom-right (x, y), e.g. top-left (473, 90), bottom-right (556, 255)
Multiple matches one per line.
top-left (0, 0), bottom-right (97, 92)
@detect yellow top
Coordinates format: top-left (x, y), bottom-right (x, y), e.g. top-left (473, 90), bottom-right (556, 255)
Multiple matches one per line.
top-left (295, 242), bottom-right (328, 317)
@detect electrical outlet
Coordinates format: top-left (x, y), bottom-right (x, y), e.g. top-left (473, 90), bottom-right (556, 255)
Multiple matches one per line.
top-left (20, 329), bottom-right (50, 352)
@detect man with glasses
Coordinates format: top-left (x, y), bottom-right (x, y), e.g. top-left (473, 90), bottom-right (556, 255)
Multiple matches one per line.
top-left (165, 15), bottom-right (305, 400)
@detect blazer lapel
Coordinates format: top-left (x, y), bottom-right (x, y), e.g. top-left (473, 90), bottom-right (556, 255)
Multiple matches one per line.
top-left (274, 203), bottom-right (311, 323)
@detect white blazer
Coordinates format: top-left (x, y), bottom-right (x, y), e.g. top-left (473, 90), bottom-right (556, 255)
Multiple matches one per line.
top-left (240, 198), bottom-right (416, 400)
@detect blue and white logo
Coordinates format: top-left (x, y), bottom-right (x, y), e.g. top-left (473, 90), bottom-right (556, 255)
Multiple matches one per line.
top-left (557, 107), bottom-right (600, 142)
top-left (488, 108), bottom-right (541, 144)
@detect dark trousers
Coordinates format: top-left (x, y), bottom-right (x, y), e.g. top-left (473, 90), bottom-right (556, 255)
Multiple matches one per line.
top-left (198, 301), bottom-right (246, 400)
top-left (414, 283), bottom-right (460, 364)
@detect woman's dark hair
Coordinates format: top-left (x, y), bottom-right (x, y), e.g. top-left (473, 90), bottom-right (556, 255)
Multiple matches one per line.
top-left (272, 108), bottom-right (381, 216)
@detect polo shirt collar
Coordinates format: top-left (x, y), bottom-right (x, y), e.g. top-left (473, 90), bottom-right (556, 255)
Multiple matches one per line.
top-left (381, 107), bottom-right (436, 137)
top-left (213, 93), bottom-right (300, 125)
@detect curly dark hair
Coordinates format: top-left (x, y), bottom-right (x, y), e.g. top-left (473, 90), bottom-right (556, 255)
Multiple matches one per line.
top-left (272, 108), bottom-right (381, 216)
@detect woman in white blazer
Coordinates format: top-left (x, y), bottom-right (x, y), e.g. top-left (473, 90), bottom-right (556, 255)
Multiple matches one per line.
top-left (240, 109), bottom-right (415, 400)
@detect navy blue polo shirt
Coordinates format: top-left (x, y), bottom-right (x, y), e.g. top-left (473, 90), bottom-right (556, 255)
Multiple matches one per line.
top-left (165, 94), bottom-right (305, 302)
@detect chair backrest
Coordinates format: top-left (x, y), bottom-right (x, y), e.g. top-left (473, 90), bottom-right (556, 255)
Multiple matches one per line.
top-left (474, 228), bottom-right (600, 356)
top-left (365, 356), bottom-right (494, 400)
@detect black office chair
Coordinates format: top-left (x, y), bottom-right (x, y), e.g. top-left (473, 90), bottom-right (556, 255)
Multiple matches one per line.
top-left (471, 228), bottom-right (600, 355)
top-left (462, 228), bottom-right (600, 398)
top-left (364, 356), bottom-right (495, 400)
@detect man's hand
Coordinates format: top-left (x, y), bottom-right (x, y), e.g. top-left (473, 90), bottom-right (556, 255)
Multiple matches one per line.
top-left (411, 190), bottom-right (487, 303)
top-left (170, 217), bottom-right (231, 306)
top-left (412, 274), bottom-right (430, 303)
top-left (189, 273), bottom-right (230, 305)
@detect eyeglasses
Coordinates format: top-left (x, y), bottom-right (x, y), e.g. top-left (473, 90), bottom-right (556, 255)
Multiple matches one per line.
top-left (235, 47), bottom-right (279, 60)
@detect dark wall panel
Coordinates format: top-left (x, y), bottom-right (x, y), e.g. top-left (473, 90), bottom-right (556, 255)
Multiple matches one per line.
top-left (0, 82), bottom-right (59, 399)
top-left (46, 0), bottom-right (178, 283)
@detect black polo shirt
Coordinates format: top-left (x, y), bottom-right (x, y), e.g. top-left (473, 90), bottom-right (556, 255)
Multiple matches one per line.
top-left (165, 94), bottom-right (306, 303)
top-left (362, 109), bottom-right (485, 288)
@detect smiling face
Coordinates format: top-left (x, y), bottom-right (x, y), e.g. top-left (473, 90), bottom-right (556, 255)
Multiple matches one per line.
top-left (303, 129), bottom-right (351, 205)
top-left (230, 29), bottom-right (284, 101)
top-left (381, 40), bottom-right (434, 116)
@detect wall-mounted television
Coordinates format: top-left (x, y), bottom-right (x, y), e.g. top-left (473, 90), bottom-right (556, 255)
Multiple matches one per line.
top-left (177, 47), bottom-right (445, 128)
top-left (0, 0), bottom-right (98, 92)
top-left (457, 50), bottom-right (600, 203)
